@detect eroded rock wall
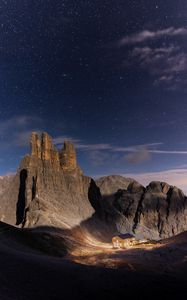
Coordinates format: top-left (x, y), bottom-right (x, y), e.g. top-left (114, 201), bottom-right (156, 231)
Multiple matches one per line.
top-left (0, 132), bottom-right (99, 229)
top-left (97, 177), bottom-right (187, 240)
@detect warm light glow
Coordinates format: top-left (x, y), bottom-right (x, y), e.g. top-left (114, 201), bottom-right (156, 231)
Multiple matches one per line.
top-left (64, 230), bottom-right (164, 268)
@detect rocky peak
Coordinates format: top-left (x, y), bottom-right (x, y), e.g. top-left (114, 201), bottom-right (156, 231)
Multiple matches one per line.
top-left (97, 175), bottom-right (187, 240)
top-left (60, 141), bottom-right (77, 171)
top-left (41, 132), bottom-right (60, 164)
top-left (146, 181), bottom-right (170, 194)
top-left (30, 132), bottom-right (78, 172)
top-left (30, 132), bottom-right (76, 168)
top-left (30, 132), bottom-right (41, 158)
top-left (41, 132), bottom-right (53, 161)
top-left (31, 132), bottom-right (58, 162)
top-left (0, 131), bottom-right (96, 228)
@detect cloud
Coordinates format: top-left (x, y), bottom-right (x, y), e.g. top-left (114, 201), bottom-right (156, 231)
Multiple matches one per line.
top-left (4, 120), bottom-right (187, 158)
top-left (0, 115), bottom-right (42, 135)
top-left (87, 150), bottom-right (111, 166)
top-left (54, 135), bottom-right (162, 153)
top-left (54, 135), bottom-right (113, 151)
top-left (119, 27), bottom-right (187, 46)
top-left (148, 150), bottom-right (187, 154)
top-left (125, 45), bottom-right (187, 89)
top-left (54, 135), bottom-right (187, 156)
top-left (0, 115), bottom-right (44, 149)
top-left (112, 143), bottom-right (162, 153)
top-left (123, 168), bottom-right (187, 195)
top-left (53, 135), bottom-right (81, 146)
top-left (0, 116), bottom-right (39, 133)
top-left (124, 147), bottom-right (151, 164)
top-left (116, 27), bottom-right (187, 89)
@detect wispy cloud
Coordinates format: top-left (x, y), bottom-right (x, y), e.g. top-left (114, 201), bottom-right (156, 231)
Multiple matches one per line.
top-left (0, 115), bottom-right (41, 134)
top-left (87, 150), bottom-right (111, 166)
top-left (124, 147), bottom-right (151, 164)
top-left (53, 136), bottom-right (113, 151)
top-left (54, 135), bottom-right (187, 162)
top-left (129, 45), bottom-right (187, 89)
top-left (119, 27), bottom-right (187, 46)
top-left (111, 143), bottom-right (162, 153)
top-left (116, 27), bottom-right (187, 89)
top-left (53, 135), bottom-right (81, 146)
top-left (54, 136), bottom-right (161, 154)
top-left (0, 115), bottom-right (44, 149)
top-left (54, 136), bottom-right (164, 165)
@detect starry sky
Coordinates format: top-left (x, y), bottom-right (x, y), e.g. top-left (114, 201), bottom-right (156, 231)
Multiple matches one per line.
top-left (1, 0), bottom-right (187, 191)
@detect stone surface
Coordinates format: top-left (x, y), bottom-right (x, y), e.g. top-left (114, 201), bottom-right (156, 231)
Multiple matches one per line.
top-left (0, 174), bottom-right (20, 224)
top-left (0, 132), bottom-right (100, 228)
top-left (60, 141), bottom-right (77, 171)
top-left (135, 182), bottom-right (187, 239)
top-left (30, 132), bottom-right (41, 158)
top-left (96, 175), bottom-right (135, 196)
top-left (97, 177), bottom-right (187, 240)
top-left (0, 175), bottom-right (14, 196)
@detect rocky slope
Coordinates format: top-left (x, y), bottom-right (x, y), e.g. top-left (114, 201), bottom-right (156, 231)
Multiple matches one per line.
top-left (0, 132), bottom-right (187, 240)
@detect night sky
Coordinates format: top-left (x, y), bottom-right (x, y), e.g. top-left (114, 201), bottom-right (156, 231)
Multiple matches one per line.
top-left (1, 1), bottom-right (187, 191)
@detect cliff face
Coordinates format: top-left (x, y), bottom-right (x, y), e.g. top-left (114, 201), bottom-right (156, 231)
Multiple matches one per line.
top-left (0, 175), bottom-right (15, 222)
top-left (60, 141), bottom-right (77, 171)
top-left (0, 132), bottom-right (99, 228)
top-left (0, 175), bottom-right (14, 196)
top-left (30, 132), bottom-right (80, 172)
top-left (96, 176), bottom-right (187, 240)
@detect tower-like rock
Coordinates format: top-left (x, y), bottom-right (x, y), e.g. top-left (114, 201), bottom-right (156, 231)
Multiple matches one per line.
top-left (41, 132), bottom-right (53, 161)
top-left (31, 132), bottom-right (60, 166)
top-left (30, 132), bottom-right (41, 158)
top-left (0, 132), bottom-right (99, 228)
top-left (60, 141), bottom-right (77, 172)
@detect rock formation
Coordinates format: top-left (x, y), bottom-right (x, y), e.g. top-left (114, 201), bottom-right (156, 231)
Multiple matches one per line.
top-left (30, 132), bottom-right (60, 166)
top-left (97, 176), bottom-right (187, 240)
top-left (0, 132), bottom-right (100, 228)
top-left (30, 132), bottom-right (42, 158)
top-left (96, 175), bottom-right (135, 196)
top-left (1, 134), bottom-right (187, 240)
top-left (30, 132), bottom-right (78, 172)
top-left (60, 141), bottom-right (77, 171)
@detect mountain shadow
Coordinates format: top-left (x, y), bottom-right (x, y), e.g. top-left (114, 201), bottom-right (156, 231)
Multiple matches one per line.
top-left (16, 169), bottom-right (27, 225)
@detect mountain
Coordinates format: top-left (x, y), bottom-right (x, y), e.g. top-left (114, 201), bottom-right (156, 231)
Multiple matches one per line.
top-left (0, 132), bottom-right (187, 241)
top-left (1, 132), bottom-right (187, 300)
top-left (96, 175), bottom-right (135, 195)
top-left (0, 132), bottom-right (100, 228)
top-left (97, 177), bottom-right (187, 240)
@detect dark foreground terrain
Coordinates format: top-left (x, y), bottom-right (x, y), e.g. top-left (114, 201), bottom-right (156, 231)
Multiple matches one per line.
top-left (0, 222), bottom-right (187, 300)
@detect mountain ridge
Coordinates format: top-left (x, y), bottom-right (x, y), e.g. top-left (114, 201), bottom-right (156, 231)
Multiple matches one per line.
top-left (0, 132), bottom-right (187, 241)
